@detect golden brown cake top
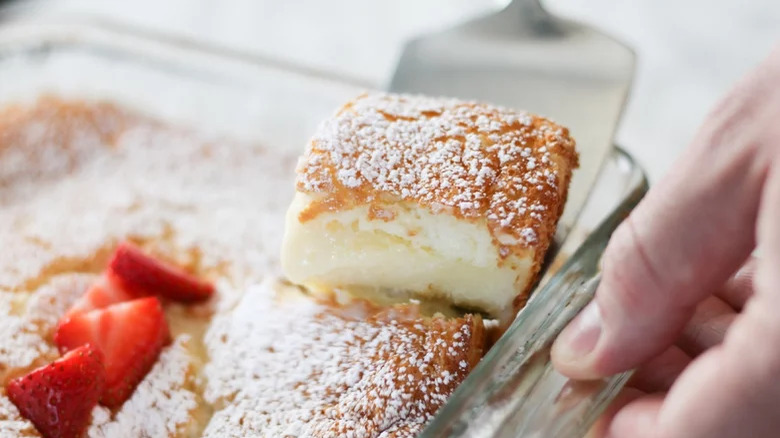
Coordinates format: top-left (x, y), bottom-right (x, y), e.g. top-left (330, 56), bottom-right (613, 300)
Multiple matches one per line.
top-left (203, 279), bottom-right (485, 437)
top-left (296, 93), bottom-right (578, 255)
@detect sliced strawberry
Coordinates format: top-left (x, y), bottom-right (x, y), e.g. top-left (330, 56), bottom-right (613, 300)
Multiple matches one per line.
top-left (60, 271), bottom-right (136, 322)
top-left (6, 344), bottom-right (105, 438)
top-left (109, 241), bottom-right (214, 303)
top-left (54, 297), bottom-right (170, 407)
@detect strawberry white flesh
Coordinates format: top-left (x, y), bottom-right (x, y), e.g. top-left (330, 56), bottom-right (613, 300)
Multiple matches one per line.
top-left (61, 271), bottom-right (135, 322)
top-left (54, 297), bottom-right (170, 407)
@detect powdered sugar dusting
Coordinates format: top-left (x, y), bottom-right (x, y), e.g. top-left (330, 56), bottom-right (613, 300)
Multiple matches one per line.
top-left (0, 292), bottom-right (52, 374)
top-left (0, 395), bottom-right (38, 437)
top-left (25, 274), bottom-right (96, 329)
top-left (88, 336), bottom-right (200, 438)
top-left (203, 279), bottom-right (483, 438)
top-left (297, 93), bottom-right (577, 250)
top-left (0, 274), bottom-right (96, 437)
top-left (0, 98), bottom-right (295, 294)
top-left (0, 274), bottom-right (93, 375)
top-left (0, 98), bottom-right (296, 437)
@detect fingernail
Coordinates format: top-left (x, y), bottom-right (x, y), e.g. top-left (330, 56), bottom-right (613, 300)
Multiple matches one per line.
top-left (555, 301), bottom-right (603, 362)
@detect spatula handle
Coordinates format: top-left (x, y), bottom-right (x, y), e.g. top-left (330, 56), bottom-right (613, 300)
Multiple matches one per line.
top-left (507, 0), bottom-right (547, 14)
top-left (502, 0), bottom-right (567, 36)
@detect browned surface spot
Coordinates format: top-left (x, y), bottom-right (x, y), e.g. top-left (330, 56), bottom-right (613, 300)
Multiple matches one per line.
top-left (0, 96), bottom-right (139, 193)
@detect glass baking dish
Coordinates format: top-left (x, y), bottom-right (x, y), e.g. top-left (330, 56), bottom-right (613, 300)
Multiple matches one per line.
top-left (420, 147), bottom-right (646, 438)
top-left (0, 19), bottom-right (648, 437)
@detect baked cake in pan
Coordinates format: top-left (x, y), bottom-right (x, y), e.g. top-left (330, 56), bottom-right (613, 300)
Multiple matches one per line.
top-left (0, 93), bottom-right (574, 438)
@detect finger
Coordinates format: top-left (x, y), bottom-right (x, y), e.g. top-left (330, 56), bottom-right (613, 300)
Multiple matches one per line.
top-left (605, 394), bottom-right (664, 438)
top-left (585, 387), bottom-right (645, 438)
top-left (601, 306), bottom-right (780, 438)
top-left (552, 46), bottom-right (780, 379)
top-left (755, 147), bottom-right (780, 310)
top-left (676, 295), bottom-right (735, 357)
top-left (650, 313), bottom-right (780, 437)
top-left (615, 154), bottom-right (780, 438)
top-left (628, 345), bottom-right (690, 393)
top-left (715, 257), bottom-right (757, 311)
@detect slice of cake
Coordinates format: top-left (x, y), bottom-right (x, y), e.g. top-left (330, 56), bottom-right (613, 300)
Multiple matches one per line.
top-left (282, 93), bottom-right (578, 318)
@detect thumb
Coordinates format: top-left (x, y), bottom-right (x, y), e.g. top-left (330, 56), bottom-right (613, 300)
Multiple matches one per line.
top-left (551, 46), bottom-right (780, 379)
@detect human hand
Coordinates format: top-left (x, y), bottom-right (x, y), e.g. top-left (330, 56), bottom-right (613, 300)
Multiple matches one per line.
top-left (550, 45), bottom-right (780, 438)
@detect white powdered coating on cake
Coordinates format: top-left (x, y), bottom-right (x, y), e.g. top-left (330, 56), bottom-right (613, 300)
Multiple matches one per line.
top-left (0, 292), bottom-right (53, 372)
top-left (0, 274), bottom-right (96, 437)
top-left (88, 336), bottom-right (199, 438)
top-left (0, 104), bottom-right (295, 294)
top-left (297, 93), bottom-right (576, 248)
top-left (25, 274), bottom-right (96, 329)
top-left (203, 279), bottom-right (476, 438)
top-left (0, 395), bottom-right (38, 436)
top-left (0, 274), bottom-right (93, 375)
top-left (0, 100), bottom-right (297, 437)
top-left (0, 277), bottom-right (201, 438)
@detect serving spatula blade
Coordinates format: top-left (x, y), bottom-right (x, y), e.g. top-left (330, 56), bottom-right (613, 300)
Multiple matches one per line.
top-left (389, 0), bottom-right (634, 240)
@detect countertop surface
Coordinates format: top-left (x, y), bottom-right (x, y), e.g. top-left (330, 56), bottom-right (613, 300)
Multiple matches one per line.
top-left (6, 0), bottom-right (780, 181)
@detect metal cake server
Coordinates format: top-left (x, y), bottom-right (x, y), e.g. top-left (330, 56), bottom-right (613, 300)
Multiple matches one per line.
top-left (390, 1), bottom-right (637, 436)
top-left (389, 0), bottom-right (634, 242)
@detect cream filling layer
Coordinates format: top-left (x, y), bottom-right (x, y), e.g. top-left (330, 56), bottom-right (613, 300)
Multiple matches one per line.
top-left (281, 192), bottom-right (534, 317)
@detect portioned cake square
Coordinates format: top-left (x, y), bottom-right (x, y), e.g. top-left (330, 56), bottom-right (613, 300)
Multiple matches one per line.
top-left (282, 93), bottom-right (578, 318)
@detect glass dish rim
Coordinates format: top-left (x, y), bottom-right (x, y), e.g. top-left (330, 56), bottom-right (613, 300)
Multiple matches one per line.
top-left (0, 16), bottom-right (379, 88)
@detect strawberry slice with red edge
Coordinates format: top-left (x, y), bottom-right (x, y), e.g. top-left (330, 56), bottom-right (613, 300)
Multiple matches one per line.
top-left (54, 297), bottom-right (170, 407)
top-left (109, 241), bottom-right (214, 303)
top-left (6, 344), bottom-right (105, 438)
top-left (60, 271), bottom-right (136, 322)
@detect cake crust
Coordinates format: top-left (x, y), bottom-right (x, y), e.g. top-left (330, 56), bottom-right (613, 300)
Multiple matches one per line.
top-left (297, 93), bottom-right (578, 264)
top-left (203, 279), bottom-right (484, 438)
